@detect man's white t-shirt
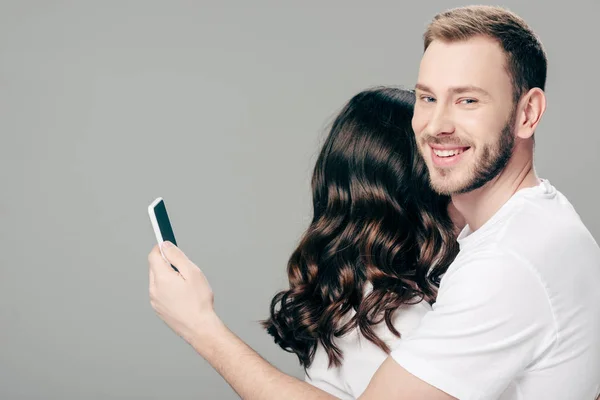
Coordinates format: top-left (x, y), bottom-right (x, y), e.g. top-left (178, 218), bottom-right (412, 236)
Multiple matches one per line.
top-left (390, 179), bottom-right (600, 399)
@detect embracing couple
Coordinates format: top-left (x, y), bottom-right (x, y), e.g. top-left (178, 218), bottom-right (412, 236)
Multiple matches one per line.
top-left (147, 5), bottom-right (600, 400)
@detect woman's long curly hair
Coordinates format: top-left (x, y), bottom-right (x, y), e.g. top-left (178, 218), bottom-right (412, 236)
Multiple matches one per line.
top-left (262, 87), bottom-right (459, 369)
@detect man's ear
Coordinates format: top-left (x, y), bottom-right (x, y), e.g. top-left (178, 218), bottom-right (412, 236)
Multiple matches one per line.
top-left (515, 88), bottom-right (546, 139)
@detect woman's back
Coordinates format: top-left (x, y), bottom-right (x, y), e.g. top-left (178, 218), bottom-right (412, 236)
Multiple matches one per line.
top-left (306, 299), bottom-right (431, 398)
top-left (262, 87), bottom-right (458, 398)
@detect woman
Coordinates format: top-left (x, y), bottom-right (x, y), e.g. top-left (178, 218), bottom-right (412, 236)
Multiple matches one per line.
top-left (261, 87), bottom-right (459, 398)
top-left (147, 86), bottom-right (461, 399)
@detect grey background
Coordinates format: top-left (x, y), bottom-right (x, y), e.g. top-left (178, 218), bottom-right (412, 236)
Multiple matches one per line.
top-left (1, 0), bottom-right (598, 399)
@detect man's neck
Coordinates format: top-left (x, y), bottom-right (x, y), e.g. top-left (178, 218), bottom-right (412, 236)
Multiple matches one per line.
top-left (451, 143), bottom-right (539, 232)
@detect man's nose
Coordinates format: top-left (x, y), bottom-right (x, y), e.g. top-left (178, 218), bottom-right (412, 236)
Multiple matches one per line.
top-left (424, 105), bottom-right (455, 137)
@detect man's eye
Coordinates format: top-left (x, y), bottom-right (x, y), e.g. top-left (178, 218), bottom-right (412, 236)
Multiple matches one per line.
top-left (421, 96), bottom-right (436, 103)
top-left (460, 98), bottom-right (478, 105)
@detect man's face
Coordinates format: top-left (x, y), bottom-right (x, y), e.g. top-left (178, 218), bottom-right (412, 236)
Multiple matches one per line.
top-left (413, 36), bottom-right (517, 195)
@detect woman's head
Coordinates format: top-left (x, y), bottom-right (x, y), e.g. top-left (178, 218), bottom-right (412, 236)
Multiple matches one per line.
top-left (263, 87), bottom-right (458, 369)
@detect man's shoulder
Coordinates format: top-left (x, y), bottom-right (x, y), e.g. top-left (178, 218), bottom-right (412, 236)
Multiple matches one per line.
top-left (446, 182), bottom-right (600, 325)
top-left (443, 246), bottom-right (544, 299)
top-left (486, 183), bottom-right (598, 265)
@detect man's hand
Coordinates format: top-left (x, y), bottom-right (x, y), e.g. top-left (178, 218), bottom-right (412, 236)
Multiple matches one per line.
top-left (146, 242), bottom-right (459, 400)
top-left (146, 242), bottom-right (339, 400)
top-left (148, 242), bottom-right (218, 346)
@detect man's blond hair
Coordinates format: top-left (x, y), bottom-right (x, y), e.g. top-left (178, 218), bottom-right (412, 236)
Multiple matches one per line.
top-left (424, 5), bottom-right (547, 103)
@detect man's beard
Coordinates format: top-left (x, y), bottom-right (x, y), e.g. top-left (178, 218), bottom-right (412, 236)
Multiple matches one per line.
top-left (421, 115), bottom-right (516, 196)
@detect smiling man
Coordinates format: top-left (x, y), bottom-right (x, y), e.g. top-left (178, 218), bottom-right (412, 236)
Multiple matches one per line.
top-left (384, 6), bottom-right (600, 399)
top-left (148, 5), bottom-right (600, 400)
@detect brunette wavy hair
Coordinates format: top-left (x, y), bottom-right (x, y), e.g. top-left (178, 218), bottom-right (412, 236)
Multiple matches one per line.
top-left (262, 87), bottom-right (459, 369)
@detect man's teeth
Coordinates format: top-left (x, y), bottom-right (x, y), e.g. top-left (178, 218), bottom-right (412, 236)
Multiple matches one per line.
top-left (433, 148), bottom-right (465, 157)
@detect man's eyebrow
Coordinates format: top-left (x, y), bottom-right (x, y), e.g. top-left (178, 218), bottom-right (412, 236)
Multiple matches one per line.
top-left (414, 83), bottom-right (491, 97)
top-left (450, 85), bottom-right (491, 97)
top-left (414, 83), bottom-right (433, 93)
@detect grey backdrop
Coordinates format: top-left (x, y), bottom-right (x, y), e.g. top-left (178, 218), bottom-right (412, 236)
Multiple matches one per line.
top-left (1, 1), bottom-right (598, 399)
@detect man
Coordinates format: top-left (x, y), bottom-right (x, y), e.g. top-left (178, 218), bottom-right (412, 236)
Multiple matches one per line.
top-left (148, 5), bottom-right (600, 399)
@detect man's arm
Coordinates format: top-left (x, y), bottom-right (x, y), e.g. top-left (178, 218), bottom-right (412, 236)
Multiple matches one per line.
top-left (191, 314), bottom-right (338, 400)
top-left (360, 358), bottom-right (456, 400)
top-left (192, 314), bottom-right (456, 400)
top-left (149, 243), bottom-right (457, 400)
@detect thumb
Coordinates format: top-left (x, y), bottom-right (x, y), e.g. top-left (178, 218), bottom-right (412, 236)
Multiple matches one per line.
top-left (161, 241), bottom-right (190, 273)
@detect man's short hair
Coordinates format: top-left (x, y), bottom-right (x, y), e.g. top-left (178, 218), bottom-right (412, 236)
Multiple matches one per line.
top-left (424, 5), bottom-right (547, 103)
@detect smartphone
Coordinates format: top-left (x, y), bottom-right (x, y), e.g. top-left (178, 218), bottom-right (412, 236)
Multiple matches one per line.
top-left (148, 197), bottom-right (179, 272)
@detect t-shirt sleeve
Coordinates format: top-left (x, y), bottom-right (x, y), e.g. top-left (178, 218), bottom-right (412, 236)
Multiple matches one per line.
top-left (390, 251), bottom-right (557, 400)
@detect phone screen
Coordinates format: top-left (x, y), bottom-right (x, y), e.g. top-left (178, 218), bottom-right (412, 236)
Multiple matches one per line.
top-left (149, 198), bottom-right (179, 272)
top-left (153, 199), bottom-right (177, 247)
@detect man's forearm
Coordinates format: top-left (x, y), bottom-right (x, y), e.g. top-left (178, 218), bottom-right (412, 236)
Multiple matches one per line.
top-left (190, 316), bottom-right (338, 400)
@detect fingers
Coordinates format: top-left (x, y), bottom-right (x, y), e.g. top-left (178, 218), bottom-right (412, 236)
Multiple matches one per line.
top-left (148, 244), bottom-right (174, 278)
top-left (160, 241), bottom-right (191, 276)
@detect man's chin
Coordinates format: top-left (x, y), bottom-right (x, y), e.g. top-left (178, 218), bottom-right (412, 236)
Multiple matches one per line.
top-left (429, 174), bottom-right (469, 196)
top-left (429, 182), bottom-right (457, 196)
